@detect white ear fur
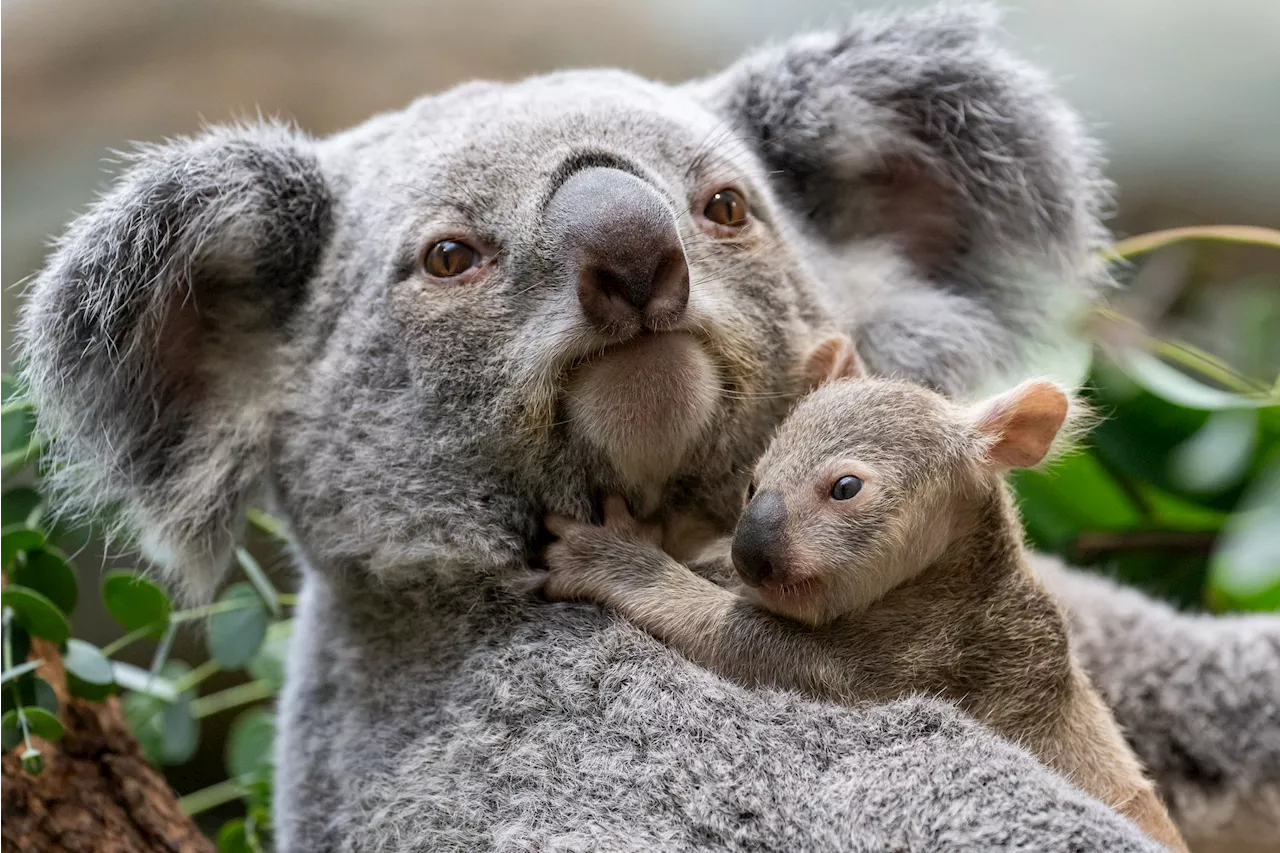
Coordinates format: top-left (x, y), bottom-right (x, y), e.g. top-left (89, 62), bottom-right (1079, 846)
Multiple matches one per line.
top-left (972, 379), bottom-right (1070, 469)
top-left (805, 334), bottom-right (864, 390)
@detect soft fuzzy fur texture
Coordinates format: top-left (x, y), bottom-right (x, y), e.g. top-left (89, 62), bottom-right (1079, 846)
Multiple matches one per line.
top-left (17, 4), bottom-right (1278, 850)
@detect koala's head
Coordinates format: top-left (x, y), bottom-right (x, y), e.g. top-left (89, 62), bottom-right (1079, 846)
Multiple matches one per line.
top-left (733, 336), bottom-right (1071, 625)
top-left (17, 5), bottom-right (1107, 600)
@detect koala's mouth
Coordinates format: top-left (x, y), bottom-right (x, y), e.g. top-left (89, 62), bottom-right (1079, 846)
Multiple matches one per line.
top-left (754, 575), bottom-right (823, 607)
top-left (562, 331), bottom-right (721, 490)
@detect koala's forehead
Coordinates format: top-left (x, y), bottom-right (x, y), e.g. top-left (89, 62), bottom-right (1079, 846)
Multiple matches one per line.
top-left (330, 71), bottom-right (736, 230)
top-left (760, 380), bottom-right (968, 482)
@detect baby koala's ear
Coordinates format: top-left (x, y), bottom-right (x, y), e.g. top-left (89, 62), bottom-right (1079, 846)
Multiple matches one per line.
top-left (971, 380), bottom-right (1070, 469)
top-left (805, 334), bottom-right (864, 390)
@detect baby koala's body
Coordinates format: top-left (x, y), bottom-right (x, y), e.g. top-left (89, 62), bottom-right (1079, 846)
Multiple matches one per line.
top-left (545, 337), bottom-right (1188, 851)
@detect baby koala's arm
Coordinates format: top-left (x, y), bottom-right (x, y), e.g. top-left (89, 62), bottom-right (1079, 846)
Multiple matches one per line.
top-left (543, 499), bottom-right (850, 698)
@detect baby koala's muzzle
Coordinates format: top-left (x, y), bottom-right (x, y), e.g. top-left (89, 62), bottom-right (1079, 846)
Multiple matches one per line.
top-left (732, 490), bottom-right (789, 587)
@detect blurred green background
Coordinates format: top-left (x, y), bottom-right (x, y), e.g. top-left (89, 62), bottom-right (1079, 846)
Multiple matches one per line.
top-left (2, 0), bottom-right (1278, 846)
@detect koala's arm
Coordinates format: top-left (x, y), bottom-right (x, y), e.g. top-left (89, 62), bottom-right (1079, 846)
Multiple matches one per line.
top-left (545, 521), bottom-right (852, 700)
top-left (1035, 555), bottom-right (1280, 851)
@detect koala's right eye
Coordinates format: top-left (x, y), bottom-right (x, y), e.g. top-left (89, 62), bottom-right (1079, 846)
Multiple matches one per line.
top-left (745, 481), bottom-right (757, 504)
top-left (422, 240), bottom-right (480, 279)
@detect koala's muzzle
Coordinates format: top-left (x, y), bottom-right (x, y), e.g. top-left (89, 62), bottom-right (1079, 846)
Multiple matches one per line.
top-left (547, 167), bottom-right (689, 333)
top-left (732, 490), bottom-right (789, 587)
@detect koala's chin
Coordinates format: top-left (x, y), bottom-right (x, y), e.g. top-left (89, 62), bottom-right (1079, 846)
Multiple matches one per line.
top-left (565, 331), bottom-right (719, 494)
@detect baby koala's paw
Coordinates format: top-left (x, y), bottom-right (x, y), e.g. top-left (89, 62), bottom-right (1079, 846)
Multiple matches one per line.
top-left (542, 497), bottom-right (666, 604)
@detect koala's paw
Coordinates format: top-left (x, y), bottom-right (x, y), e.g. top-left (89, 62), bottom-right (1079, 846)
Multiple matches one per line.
top-left (542, 497), bottom-right (666, 604)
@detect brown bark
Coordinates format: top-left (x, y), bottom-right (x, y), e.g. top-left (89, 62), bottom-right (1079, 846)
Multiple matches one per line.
top-left (1, 637), bottom-right (213, 853)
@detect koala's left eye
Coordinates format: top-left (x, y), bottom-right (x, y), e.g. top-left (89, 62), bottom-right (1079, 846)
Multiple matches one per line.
top-left (831, 475), bottom-right (864, 501)
top-left (745, 481), bottom-right (757, 504)
top-left (703, 189), bottom-right (748, 228)
top-left (422, 240), bottom-right (479, 278)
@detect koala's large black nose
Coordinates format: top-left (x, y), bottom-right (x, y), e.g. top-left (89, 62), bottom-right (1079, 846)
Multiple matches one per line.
top-left (732, 490), bottom-right (788, 587)
top-left (547, 167), bottom-right (689, 333)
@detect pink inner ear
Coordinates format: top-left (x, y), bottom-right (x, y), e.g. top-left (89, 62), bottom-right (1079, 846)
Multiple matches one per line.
top-left (804, 335), bottom-right (862, 389)
top-left (978, 381), bottom-right (1069, 468)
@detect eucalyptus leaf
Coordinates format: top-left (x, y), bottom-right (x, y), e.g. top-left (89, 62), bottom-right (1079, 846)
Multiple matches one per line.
top-left (1, 405), bottom-right (35, 455)
top-left (1111, 348), bottom-right (1274, 411)
top-left (160, 696), bottom-right (200, 765)
top-left (0, 706), bottom-right (64, 749)
top-left (217, 819), bottom-right (252, 853)
top-left (207, 584), bottom-right (268, 669)
top-left (2, 526), bottom-right (46, 572)
top-left (1170, 409), bottom-right (1257, 494)
top-left (247, 619), bottom-right (293, 692)
top-left (0, 709), bottom-right (20, 750)
top-left (226, 707), bottom-right (276, 778)
top-left (102, 570), bottom-right (171, 636)
top-left (1, 586), bottom-right (70, 644)
top-left (1, 488), bottom-right (43, 529)
top-left (64, 638), bottom-right (115, 700)
top-left (111, 661), bottom-right (180, 703)
top-left (1208, 458), bottom-right (1280, 612)
top-left (13, 548), bottom-right (78, 615)
top-left (1, 672), bottom-right (56, 715)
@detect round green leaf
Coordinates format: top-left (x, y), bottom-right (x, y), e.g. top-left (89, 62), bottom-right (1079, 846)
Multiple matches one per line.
top-left (122, 691), bottom-right (166, 764)
top-left (1, 710), bottom-right (21, 750)
top-left (64, 638), bottom-right (115, 700)
top-left (1, 405), bottom-right (35, 455)
top-left (1208, 458), bottom-right (1280, 612)
top-left (1, 586), bottom-right (70, 644)
top-left (2, 526), bottom-right (45, 572)
top-left (18, 706), bottom-right (64, 741)
top-left (1, 488), bottom-right (44, 529)
top-left (226, 707), bottom-right (276, 778)
top-left (3, 673), bottom-right (57, 715)
top-left (160, 696), bottom-right (199, 765)
top-left (247, 619), bottom-right (293, 692)
top-left (102, 570), bottom-right (171, 636)
top-left (217, 819), bottom-right (252, 853)
top-left (207, 584), bottom-right (267, 669)
top-left (13, 549), bottom-right (78, 615)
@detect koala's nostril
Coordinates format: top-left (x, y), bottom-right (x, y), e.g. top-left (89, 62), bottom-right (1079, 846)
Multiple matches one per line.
top-left (732, 490), bottom-right (788, 587)
top-left (548, 167), bottom-right (689, 333)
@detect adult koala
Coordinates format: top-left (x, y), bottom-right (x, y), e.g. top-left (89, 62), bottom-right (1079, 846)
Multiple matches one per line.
top-left (19, 4), bottom-right (1279, 851)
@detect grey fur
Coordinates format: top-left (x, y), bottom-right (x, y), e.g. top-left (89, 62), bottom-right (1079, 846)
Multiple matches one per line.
top-left (15, 3), bottom-right (1275, 851)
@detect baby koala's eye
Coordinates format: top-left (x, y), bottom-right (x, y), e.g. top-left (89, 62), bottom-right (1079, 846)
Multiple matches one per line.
top-left (422, 239), bottom-right (479, 278)
top-left (703, 189), bottom-right (748, 228)
top-left (831, 475), bottom-right (864, 501)
top-left (744, 481), bottom-right (757, 504)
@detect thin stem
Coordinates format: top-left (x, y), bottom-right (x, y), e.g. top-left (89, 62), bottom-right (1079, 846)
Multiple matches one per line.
top-left (100, 624), bottom-right (158, 658)
top-left (277, 593), bottom-right (298, 607)
top-left (147, 623), bottom-right (177, 694)
top-left (178, 778), bottom-right (246, 816)
top-left (171, 658), bottom-right (221, 694)
top-left (0, 659), bottom-right (42, 685)
top-left (2, 608), bottom-right (15, 674)
top-left (236, 547), bottom-right (280, 617)
top-left (170, 598), bottom-right (261, 624)
top-left (190, 679), bottom-right (275, 719)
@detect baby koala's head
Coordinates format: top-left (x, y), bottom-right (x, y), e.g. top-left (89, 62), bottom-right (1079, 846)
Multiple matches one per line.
top-left (732, 335), bottom-right (1072, 626)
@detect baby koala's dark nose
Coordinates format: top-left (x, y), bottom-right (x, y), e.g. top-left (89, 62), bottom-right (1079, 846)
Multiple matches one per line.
top-left (732, 490), bottom-right (789, 587)
top-left (547, 167), bottom-right (689, 333)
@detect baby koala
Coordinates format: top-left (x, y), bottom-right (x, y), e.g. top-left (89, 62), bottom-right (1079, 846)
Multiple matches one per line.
top-left (544, 336), bottom-right (1188, 852)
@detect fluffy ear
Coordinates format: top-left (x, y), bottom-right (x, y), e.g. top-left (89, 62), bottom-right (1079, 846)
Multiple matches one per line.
top-left (695, 4), bottom-right (1110, 395)
top-left (18, 122), bottom-right (334, 601)
top-left (971, 380), bottom-right (1070, 469)
top-left (804, 334), bottom-right (863, 389)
